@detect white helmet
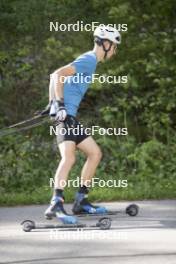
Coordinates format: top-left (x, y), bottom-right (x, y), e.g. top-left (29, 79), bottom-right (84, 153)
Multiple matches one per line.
top-left (94, 25), bottom-right (121, 44)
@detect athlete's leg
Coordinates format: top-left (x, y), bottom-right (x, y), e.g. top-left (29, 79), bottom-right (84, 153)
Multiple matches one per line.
top-left (77, 136), bottom-right (102, 185)
top-left (45, 140), bottom-right (77, 223)
top-left (72, 136), bottom-right (107, 214)
top-left (54, 141), bottom-right (76, 189)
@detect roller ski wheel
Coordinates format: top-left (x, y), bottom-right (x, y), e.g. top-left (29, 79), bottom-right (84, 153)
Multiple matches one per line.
top-left (21, 220), bottom-right (35, 232)
top-left (126, 204), bottom-right (139, 216)
top-left (97, 217), bottom-right (111, 230)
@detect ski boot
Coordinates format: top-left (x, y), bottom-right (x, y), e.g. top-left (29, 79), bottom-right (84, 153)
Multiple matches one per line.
top-left (45, 196), bottom-right (77, 224)
top-left (72, 192), bottom-right (107, 214)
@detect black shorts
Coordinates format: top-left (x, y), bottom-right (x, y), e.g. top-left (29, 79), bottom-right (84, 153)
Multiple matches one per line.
top-left (56, 115), bottom-right (90, 145)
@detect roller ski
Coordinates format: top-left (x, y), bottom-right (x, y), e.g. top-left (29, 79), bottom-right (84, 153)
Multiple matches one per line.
top-left (72, 192), bottom-right (139, 218)
top-left (22, 194), bottom-right (112, 232)
top-left (21, 193), bottom-right (139, 232)
top-left (21, 203), bottom-right (139, 232)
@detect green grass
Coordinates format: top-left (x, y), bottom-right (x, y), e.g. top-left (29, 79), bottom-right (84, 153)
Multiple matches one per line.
top-left (1, 136), bottom-right (176, 206)
top-left (1, 182), bottom-right (176, 206)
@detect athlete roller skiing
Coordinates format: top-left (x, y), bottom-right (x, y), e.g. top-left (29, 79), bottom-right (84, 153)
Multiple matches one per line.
top-left (44, 25), bottom-right (121, 224)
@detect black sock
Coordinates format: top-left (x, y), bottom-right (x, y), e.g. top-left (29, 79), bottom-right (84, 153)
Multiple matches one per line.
top-left (78, 185), bottom-right (89, 194)
top-left (54, 188), bottom-right (64, 197)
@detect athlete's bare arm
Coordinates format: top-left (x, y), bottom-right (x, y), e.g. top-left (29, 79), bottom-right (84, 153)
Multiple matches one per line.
top-left (50, 64), bottom-right (76, 101)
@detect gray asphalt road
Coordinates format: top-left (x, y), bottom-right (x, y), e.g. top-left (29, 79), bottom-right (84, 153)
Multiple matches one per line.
top-left (0, 200), bottom-right (176, 264)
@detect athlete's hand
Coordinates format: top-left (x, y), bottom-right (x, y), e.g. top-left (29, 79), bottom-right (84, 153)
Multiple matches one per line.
top-left (55, 100), bottom-right (67, 122)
